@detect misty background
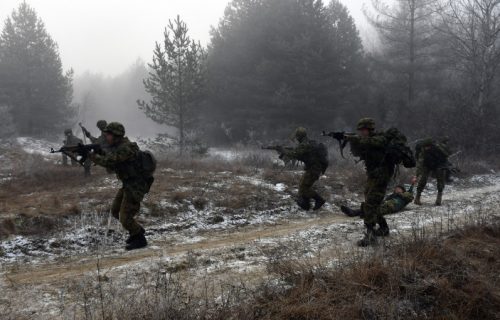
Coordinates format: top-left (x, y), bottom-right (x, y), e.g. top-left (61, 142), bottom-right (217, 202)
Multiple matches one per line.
top-left (0, 0), bottom-right (499, 155)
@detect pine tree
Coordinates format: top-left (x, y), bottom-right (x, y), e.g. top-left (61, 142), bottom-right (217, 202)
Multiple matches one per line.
top-left (206, 0), bottom-right (366, 142)
top-left (138, 16), bottom-right (207, 154)
top-left (0, 2), bottom-right (74, 136)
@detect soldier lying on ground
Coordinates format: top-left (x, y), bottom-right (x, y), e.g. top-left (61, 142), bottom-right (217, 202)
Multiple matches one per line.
top-left (341, 176), bottom-right (417, 218)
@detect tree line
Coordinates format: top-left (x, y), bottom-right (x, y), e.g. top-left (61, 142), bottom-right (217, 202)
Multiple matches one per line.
top-left (1, 0), bottom-right (499, 155)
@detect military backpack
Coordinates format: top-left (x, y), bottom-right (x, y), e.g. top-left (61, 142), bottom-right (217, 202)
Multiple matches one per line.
top-left (383, 128), bottom-right (416, 168)
top-left (311, 140), bottom-right (329, 173)
top-left (137, 150), bottom-right (157, 177)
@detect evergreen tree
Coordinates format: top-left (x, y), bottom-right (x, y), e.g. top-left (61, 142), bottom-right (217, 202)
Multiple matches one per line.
top-left (0, 2), bottom-right (74, 135)
top-left (206, 0), bottom-right (365, 142)
top-left (138, 16), bottom-right (207, 154)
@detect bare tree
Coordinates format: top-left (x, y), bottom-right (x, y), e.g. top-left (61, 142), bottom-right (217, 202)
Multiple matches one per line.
top-left (437, 0), bottom-right (500, 116)
top-left (365, 0), bottom-right (439, 108)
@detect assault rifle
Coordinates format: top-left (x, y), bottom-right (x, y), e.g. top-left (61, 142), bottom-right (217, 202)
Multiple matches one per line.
top-left (321, 131), bottom-right (355, 159)
top-left (50, 143), bottom-right (103, 166)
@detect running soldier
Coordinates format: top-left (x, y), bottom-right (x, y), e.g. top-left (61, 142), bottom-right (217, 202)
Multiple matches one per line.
top-left (280, 127), bottom-right (329, 211)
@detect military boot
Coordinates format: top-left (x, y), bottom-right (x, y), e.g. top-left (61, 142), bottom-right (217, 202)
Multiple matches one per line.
top-left (125, 233), bottom-right (148, 251)
top-left (435, 192), bottom-right (443, 206)
top-left (340, 205), bottom-right (363, 217)
top-left (414, 193), bottom-right (423, 206)
top-left (296, 197), bottom-right (311, 211)
top-left (312, 195), bottom-right (326, 211)
top-left (357, 223), bottom-right (378, 247)
top-left (374, 217), bottom-right (390, 237)
top-left (126, 227), bottom-right (145, 244)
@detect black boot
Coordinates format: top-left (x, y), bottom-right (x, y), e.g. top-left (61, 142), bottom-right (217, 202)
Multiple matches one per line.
top-left (125, 233), bottom-right (148, 251)
top-left (374, 217), bottom-right (390, 237)
top-left (296, 197), bottom-right (311, 211)
top-left (313, 195), bottom-right (326, 211)
top-left (341, 205), bottom-right (363, 217)
top-left (357, 223), bottom-right (377, 247)
top-left (126, 227), bottom-right (145, 244)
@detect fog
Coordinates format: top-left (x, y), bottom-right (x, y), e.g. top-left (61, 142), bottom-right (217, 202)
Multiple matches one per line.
top-left (0, 0), bottom-right (371, 76)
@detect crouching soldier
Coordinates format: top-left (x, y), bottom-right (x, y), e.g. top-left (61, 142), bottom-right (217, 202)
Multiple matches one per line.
top-left (90, 122), bottom-right (155, 250)
top-left (414, 138), bottom-right (450, 206)
top-left (281, 127), bottom-right (329, 211)
top-left (341, 177), bottom-right (417, 223)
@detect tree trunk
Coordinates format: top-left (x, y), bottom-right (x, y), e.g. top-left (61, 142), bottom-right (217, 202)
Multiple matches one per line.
top-left (408, 0), bottom-right (416, 108)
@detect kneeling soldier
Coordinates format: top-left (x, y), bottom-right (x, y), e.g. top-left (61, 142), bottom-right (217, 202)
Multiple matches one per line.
top-left (90, 122), bottom-right (154, 250)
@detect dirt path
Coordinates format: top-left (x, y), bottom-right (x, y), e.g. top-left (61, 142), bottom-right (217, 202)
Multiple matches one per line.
top-left (3, 179), bottom-right (500, 287)
top-left (3, 214), bottom-right (351, 285)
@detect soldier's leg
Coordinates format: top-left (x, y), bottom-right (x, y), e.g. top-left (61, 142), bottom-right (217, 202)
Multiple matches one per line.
top-left (119, 189), bottom-right (143, 236)
top-left (83, 159), bottom-right (91, 177)
top-left (62, 154), bottom-right (68, 166)
top-left (297, 171), bottom-right (314, 210)
top-left (111, 189), bottom-right (124, 221)
top-left (415, 169), bottom-right (429, 205)
top-left (359, 177), bottom-right (387, 246)
top-left (435, 169), bottom-right (446, 206)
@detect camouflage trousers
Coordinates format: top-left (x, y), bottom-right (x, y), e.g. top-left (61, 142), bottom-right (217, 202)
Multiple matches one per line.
top-left (417, 167), bottom-right (446, 193)
top-left (298, 169), bottom-right (322, 200)
top-left (111, 187), bottom-right (144, 236)
top-left (362, 167), bottom-right (394, 225)
top-left (379, 199), bottom-right (405, 216)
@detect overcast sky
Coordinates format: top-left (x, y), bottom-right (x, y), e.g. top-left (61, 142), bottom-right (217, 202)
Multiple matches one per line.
top-left (0, 0), bottom-right (372, 77)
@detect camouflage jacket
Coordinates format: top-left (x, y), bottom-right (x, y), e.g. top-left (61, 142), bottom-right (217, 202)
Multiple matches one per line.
top-left (282, 139), bottom-right (327, 172)
top-left (64, 134), bottom-right (83, 146)
top-left (88, 133), bottom-right (110, 150)
top-left (385, 185), bottom-right (414, 211)
top-left (347, 132), bottom-right (392, 172)
top-left (92, 137), bottom-right (142, 182)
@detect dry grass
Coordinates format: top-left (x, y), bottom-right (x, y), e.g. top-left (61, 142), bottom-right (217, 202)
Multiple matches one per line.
top-left (235, 220), bottom-right (500, 320)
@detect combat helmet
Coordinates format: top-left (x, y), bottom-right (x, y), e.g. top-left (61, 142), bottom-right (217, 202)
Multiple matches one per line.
top-left (357, 118), bottom-right (376, 131)
top-left (294, 127), bottom-right (307, 142)
top-left (64, 129), bottom-right (73, 135)
top-left (96, 120), bottom-right (108, 130)
top-left (103, 122), bottom-right (125, 137)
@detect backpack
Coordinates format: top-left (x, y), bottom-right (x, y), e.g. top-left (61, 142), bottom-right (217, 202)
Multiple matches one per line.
top-left (384, 128), bottom-right (416, 168)
top-left (423, 144), bottom-right (449, 169)
top-left (138, 150), bottom-right (157, 177)
top-left (312, 140), bottom-right (329, 173)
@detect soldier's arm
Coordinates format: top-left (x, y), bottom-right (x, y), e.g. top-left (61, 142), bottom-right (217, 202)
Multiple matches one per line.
top-left (345, 135), bottom-right (386, 148)
top-left (92, 145), bottom-right (135, 167)
top-left (401, 192), bottom-right (415, 203)
top-left (281, 143), bottom-right (309, 161)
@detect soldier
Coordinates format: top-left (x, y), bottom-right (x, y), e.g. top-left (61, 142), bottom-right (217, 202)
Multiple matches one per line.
top-left (90, 122), bottom-right (154, 250)
top-left (414, 138), bottom-right (451, 206)
top-left (341, 176), bottom-right (417, 220)
top-left (333, 118), bottom-right (395, 246)
top-left (81, 120), bottom-right (109, 149)
top-left (62, 129), bottom-right (91, 177)
top-left (280, 127), bottom-right (329, 211)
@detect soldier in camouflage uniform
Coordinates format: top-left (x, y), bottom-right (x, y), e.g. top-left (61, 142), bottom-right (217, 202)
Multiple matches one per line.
top-left (341, 177), bottom-right (417, 219)
top-left (62, 129), bottom-right (91, 177)
top-left (281, 127), bottom-right (328, 211)
top-left (414, 138), bottom-right (450, 206)
top-left (335, 118), bottom-right (395, 246)
top-left (90, 122), bottom-right (154, 250)
top-left (81, 120), bottom-right (110, 150)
